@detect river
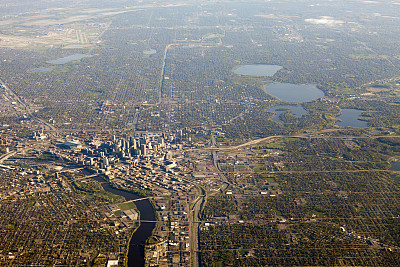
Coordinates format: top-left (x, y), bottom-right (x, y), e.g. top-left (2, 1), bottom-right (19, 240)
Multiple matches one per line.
top-left (92, 176), bottom-right (156, 267)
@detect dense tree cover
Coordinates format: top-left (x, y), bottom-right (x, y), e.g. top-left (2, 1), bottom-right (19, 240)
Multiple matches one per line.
top-left (1, 1), bottom-right (400, 265)
top-left (201, 135), bottom-right (400, 265)
top-left (201, 222), bottom-right (400, 266)
top-left (2, 1), bottom-right (400, 134)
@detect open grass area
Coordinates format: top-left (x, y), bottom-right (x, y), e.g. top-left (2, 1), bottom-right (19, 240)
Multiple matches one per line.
top-left (118, 202), bottom-right (137, 211)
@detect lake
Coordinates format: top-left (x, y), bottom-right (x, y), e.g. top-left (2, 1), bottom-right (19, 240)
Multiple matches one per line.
top-left (336, 109), bottom-right (368, 128)
top-left (390, 161), bottom-right (400, 182)
top-left (268, 105), bottom-right (307, 123)
top-left (47, 54), bottom-right (92, 65)
top-left (390, 161), bottom-right (400, 171)
top-left (264, 83), bottom-right (324, 102)
top-left (234, 64), bottom-right (283, 76)
top-left (143, 49), bottom-right (157, 55)
top-left (32, 67), bottom-right (52, 73)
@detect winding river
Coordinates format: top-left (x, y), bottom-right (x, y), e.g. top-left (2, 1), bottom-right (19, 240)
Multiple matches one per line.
top-left (93, 176), bottom-right (156, 267)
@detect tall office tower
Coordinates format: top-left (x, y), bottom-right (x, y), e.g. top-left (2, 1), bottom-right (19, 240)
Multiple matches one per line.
top-left (125, 140), bottom-right (130, 150)
top-left (140, 144), bottom-right (147, 156)
top-left (133, 139), bottom-right (137, 150)
top-left (158, 136), bottom-right (165, 146)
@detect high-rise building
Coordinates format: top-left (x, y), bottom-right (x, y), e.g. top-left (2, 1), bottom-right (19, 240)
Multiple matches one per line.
top-left (158, 136), bottom-right (164, 145)
top-left (133, 139), bottom-right (137, 150)
top-left (140, 144), bottom-right (147, 156)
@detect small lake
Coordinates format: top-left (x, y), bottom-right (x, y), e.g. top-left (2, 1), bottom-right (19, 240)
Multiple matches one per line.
top-left (390, 161), bottom-right (400, 171)
top-left (47, 54), bottom-right (92, 65)
top-left (32, 67), bottom-right (52, 73)
top-left (264, 83), bottom-right (324, 102)
top-left (234, 64), bottom-right (283, 76)
top-left (143, 49), bottom-right (157, 55)
top-left (336, 109), bottom-right (368, 128)
top-left (268, 105), bottom-right (307, 123)
top-left (390, 161), bottom-right (400, 182)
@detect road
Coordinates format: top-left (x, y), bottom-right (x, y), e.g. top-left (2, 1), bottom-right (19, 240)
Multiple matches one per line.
top-left (190, 189), bottom-right (204, 267)
top-left (211, 129), bottom-right (400, 152)
top-left (0, 151), bottom-right (17, 164)
top-left (189, 135), bottom-right (232, 266)
top-left (120, 196), bottom-right (157, 204)
top-left (158, 44), bottom-right (176, 103)
top-left (0, 79), bottom-right (59, 135)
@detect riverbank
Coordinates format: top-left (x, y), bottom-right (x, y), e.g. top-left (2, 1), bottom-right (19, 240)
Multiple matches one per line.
top-left (92, 176), bottom-right (156, 267)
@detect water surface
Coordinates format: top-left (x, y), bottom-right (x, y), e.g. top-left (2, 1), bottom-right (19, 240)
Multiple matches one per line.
top-left (32, 67), bottom-right (52, 73)
top-left (390, 162), bottom-right (400, 182)
top-left (336, 109), bottom-right (367, 128)
top-left (143, 49), bottom-right (157, 55)
top-left (264, 83), bottom-right (324, 102)
top-left (372, 130), bottom-right (381, 135)
top-left (47, 54), bottom-right (92, 65)
top-left (390, 161), bottom-right (400, 171)
top-left (234, 64), bottom-right (283, 76)
top-left (268, 105), bottom-right (307, 123)
top-left (92, 176), bottom-right (155, 267)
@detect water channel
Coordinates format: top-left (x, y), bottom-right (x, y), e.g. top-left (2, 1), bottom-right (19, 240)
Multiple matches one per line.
top-left (92, 176), bottom-right (156, 267)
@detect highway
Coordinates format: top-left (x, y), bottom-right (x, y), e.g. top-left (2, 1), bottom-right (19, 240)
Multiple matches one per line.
top-left (0, 151), bottom-right (17, 164)
top-left (190, 190), bottom-right (204, 267)
top-left (189, 135), bottom-right (232, 267)
top-left (0, 79), bottom-right (59, 135)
